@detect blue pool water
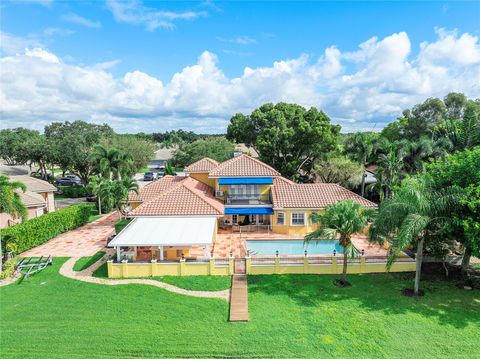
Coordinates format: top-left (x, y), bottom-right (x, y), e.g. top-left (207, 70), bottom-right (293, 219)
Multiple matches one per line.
top-left (246, 240), bottom-right (343, 255)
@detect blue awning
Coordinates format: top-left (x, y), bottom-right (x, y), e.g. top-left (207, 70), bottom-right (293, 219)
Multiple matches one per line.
top-left (218, 177), bottom-right (273, 185)
top-left (224, 207), bottom-right (274, 215)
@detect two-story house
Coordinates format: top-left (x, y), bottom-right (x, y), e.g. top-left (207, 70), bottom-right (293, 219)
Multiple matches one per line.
top-left (109, 155), bottom-right (375, 262)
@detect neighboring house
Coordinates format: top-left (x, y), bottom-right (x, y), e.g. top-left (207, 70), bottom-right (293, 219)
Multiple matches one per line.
top-left (110, 155), bottom-right (375, 262)
top-left (234, 143), bottom-right (259, 158)
top-left (0, 175), bottom-right (56, 228)
top-left (148, 148), bottom-right (174, 169)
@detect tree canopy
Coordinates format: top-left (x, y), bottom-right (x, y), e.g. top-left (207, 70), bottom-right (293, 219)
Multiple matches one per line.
top-left (172, 137), bottom-right (234, 167)
top-left (426, 147), bottom-right (480, 272)
top-left (227, 103), bottom-right (340, 180)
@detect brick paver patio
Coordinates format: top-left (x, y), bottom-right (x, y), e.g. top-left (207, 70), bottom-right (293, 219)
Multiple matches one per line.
top-left (19, 212), bottom-right (119, 258)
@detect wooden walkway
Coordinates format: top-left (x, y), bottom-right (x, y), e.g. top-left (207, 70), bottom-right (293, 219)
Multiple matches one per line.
top-left (229, 275), bottom-right (249, 322)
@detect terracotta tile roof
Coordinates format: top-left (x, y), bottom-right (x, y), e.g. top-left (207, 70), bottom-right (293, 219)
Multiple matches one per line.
top-left (184, 157), bottom-right (220, 173)
top-left (209, 154), bottom-right (280, 177)
top-left (129, 176), bottom-right (184, 201)
top-left (130, 176), bottom-right (224, 216)
top-left (272, 177), bottom-right (377, 209)
top-left (19, 191), bottom-right (46, 207)
top-left (11, 175), bottom-right (56, 193)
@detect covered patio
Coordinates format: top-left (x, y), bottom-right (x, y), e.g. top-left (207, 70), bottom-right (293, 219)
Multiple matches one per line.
top-left (108, 216), bottom-right (217, 262)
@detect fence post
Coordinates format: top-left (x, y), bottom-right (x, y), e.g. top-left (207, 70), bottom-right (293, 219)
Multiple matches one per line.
top-left (303, 256), bottom-right (309, 274)
top-left (228, 254), bottom-right (234, 275)
top-left (275, 257), bottom-right (280, 274)
top-left (209, 256), bottom-right (215, 275)
top-left (150, 259), bottom-right (157, 276)
top-left (121, 259), bottom-right (129, 278)
top-left (179, 258), bottom-right (186, 276)
top-left (245, 256), bottom-right (251, 274)
top-left (107, 260), bottom-right (113, 278)
top-left (360, 255), bottom-right (366, 274)
top-left (331, 257), bottom-right (337, 274)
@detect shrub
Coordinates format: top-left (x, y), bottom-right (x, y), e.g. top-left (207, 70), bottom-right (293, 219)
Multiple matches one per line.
top-left (115, 219), bottom-right (131, 234)
top-left (58, 185), bottom-right (89, 198)
top-left (0, 204), bottom-right (92, 254)
top-left (0, 258), bottom-right (16, 279)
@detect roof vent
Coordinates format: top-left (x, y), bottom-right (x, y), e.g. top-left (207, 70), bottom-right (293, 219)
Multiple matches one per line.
top-left (233, 151), bottom-right (242, 157)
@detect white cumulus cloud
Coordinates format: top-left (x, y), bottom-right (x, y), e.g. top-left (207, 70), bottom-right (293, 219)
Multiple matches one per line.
top-left (1, 29), bottom-right (479, 133)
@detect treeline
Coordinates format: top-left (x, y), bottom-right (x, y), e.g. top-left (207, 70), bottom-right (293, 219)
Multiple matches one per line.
top-left (136, 130), bottom-right (224, 146)
top-left (0, 121), bottom-right (155, 183)
top-left (226, 93), bottom-right (480, 193)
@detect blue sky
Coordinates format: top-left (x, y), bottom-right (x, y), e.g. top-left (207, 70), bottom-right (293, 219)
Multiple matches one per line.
top-left (1, 1), bottom-right (479, 133)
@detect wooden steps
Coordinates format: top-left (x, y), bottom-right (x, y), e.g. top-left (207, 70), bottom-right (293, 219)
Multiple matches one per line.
top-left (229, 274), bottom-right (249, 322)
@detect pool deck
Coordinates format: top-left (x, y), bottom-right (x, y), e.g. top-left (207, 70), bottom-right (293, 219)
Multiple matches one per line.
top-left (202, 230), bottom-right (389, 258)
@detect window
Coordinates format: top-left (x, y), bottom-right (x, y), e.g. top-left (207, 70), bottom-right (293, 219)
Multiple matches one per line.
top-left (232, 215), bottom-right (238, 224)
top-left (291, 212), bottom-right (305, 226)
top-left (276, 212), bottom-right (285, 225)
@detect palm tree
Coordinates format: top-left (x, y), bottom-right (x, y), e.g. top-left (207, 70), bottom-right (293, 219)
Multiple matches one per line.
top-left (164, 161), bottom-right (175, 176)
top-left (112, 178), bottom-right (139, 214)
top-left (375, 150), bottom-right (404, 199)
top-left (88, 175), bottom-right (114, 215)
top-left (344, 133), bottom-right (375, 197)
top-left (114, 151), bottom-right (135, 180)
top-left (369, 176), bottom-right (460, 296)
top-left (91, 145), bottom-right (122, 180)
top-left (0, 175), bottom-right (27, 270)
top-left (305, 200), bottom-right (375, 285)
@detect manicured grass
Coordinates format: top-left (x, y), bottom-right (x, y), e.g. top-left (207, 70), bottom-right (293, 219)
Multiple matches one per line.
top-left (1, 259), bottom-right (479, 358)
top-left (73, 251), bottom-right (106, 272)
top-left (92, 262), bottom-right (108, 278)
top-left (154, 275), bottom-right (231, 291)
top-left (114, 219), bottom-right (130, 234)
top-left (91, 262), bottom-right (231, 291)
top-left (87, 214), bottom-right (102, 223)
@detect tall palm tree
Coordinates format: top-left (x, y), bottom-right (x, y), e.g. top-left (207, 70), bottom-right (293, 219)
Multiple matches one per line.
top-left (117, 152), bottom-right (135, 180)
top-left (112, 178), bottom-right (139, 214)
top-left (305, 200), bottom-right (375, 285)
top-left (344, 133), bottom-right (375, 197)
top-left (0, 175), bottom-right (27, 270)
top-left (88, 175), bottom-right (114, 215)
top-left (375, 150), bottom-right (404, 199)
top-left (369, 176), bottom-right (460, 296)
top-left (91, 145), bottom-right (122, 180)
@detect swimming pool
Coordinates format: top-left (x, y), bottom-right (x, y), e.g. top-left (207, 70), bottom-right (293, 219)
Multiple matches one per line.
top-left (246, 240), bottom-right (343, 255)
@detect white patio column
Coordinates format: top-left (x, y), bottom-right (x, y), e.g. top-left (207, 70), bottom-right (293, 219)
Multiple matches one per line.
top-left (159, 246), bottom-right (164, 261)
top-left (116, 246), bottom-right (121, 261)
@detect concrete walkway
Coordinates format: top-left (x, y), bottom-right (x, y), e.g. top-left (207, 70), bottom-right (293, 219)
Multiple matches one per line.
top-left (229, 275), bottom-right (249, 321)
top-left (20, 212), bottom-right (119, 258)
top-left (59, 257), bottom-right (231, 302)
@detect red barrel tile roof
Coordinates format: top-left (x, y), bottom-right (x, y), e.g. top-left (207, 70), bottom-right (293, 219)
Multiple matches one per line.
top-left (184, 157), bottom-right (220, 173)
top-left (272, 177), bottom-right (377, 209)
top-left (130, 176), bottom-right (224, 216)
top-left (208, 154), bottom-right (280, 177)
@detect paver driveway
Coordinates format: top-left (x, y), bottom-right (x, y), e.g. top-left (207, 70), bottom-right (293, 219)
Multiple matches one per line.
top-left (19, 212), bottom-right (120, 258)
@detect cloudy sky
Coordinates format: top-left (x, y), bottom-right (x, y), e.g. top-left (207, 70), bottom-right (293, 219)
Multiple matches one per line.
top-left (1, 0), bottom-right (479, 134)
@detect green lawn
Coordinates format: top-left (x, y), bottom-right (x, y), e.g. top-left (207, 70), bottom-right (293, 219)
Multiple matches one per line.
top-left (1, 259), bottom-right (479, 358)
top-left (73, 251), bottom-right (106, 272)
top-left (92, 262), bottom-right (231, 291)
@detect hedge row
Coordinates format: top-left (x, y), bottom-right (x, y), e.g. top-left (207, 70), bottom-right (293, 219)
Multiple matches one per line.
top-left (0, 258), bottom-right (16, 280)
top-left (58, 185), bottom-right (89, 198)
top-left (0, 204), bottom-right (92, 254)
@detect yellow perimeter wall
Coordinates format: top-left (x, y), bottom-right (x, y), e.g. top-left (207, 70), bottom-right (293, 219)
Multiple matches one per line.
top-left (246, 257), bottom-right (416, 275)
top-left (108, 257), bottom-right (416, 277)
top-left (107, 258), bottom-right (233, 278)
